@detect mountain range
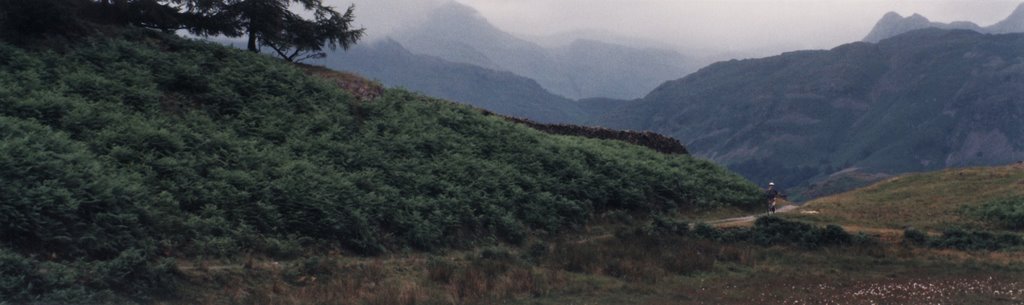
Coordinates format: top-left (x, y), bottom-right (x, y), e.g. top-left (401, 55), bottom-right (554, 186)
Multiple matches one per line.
top-left (315, 2), bottom-right (1024, 198)
top-left (601, 29), bottom-right (1024, 194)
top-left (863, 3), bottom-right (1024, 42)
top-left (373, 2), bottom-right (693, 101)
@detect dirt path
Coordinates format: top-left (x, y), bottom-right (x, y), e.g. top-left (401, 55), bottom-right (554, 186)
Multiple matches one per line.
top-left (706, 204), bottom-right (800, 227)
top-left (570, 205), bottom-right (804, 244)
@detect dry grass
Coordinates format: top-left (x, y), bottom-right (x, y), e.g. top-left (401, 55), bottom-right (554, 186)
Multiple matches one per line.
top-left (546, 236), bottom-right (752, 283)
top-left (173, 249), bottom-right (571, 305)
top-left (297, 63), bottom-right (385, 101)
top-left (168, 233), bottom-right (766, 305)
top-left (168, 228), bottom-right (1024, 305)
top-left (793, 164), bottom-right (1024, 230)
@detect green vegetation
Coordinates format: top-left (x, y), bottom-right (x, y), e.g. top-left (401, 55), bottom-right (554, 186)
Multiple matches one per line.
top-left (904, 227), bottom-right (1024, 251)
top-left (794, 165), bottom-right (1024, 231)
top-left (927, 228), bottom-right (1024, 251)
top-left (0, 30), bottom-right (760, 302)
top-left (973, 196), bottom-right (1024, 230)
top-left (0, 0), bottom-right (363, 62)
top-left (686, 217), bottom-right (872, 249)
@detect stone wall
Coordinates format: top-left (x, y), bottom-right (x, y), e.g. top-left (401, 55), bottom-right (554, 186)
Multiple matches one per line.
top-left (488, 111), bottom-right (688, 155)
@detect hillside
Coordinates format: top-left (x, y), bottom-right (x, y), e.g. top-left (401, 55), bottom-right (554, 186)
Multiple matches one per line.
top-left (601, 29), bottom-right (1024, 197)
top-left (390, 2), bottom-right (693, 100)
top-left (314, 39), bottom-right (588, 123)
top-left (863, 3), bottom-right (1024, 42)
top-left (0, 30), bottom-right (763, 303)
top-left (792, 164), bottom-right (1024, 232)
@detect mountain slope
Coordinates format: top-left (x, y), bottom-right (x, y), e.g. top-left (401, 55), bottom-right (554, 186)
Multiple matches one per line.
top-left (314, 39), bottom-right (586, 123)
top-left (863, 3), bottom-right (1024, 42)
top-left (0, 30), bottom-right (761, 302)
top-left (990, 3), bottom-right (1024, 33)
top-left (391, 2), bottom-right (692, 100)
top-left (602, 29), bottom-right (1024, 193)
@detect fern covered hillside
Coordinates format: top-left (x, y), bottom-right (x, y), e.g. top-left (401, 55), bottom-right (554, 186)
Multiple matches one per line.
top-left (0, 30), bottom-right (762, 303)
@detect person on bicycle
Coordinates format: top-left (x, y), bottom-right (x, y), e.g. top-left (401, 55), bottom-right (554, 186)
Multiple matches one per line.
top-left (765, 182), bottom-right (780, 215)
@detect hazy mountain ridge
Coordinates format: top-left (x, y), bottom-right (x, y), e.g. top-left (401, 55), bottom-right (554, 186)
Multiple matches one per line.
top-left (314, 39), bottom-right (588, 123)
top-left (863, 3), bottom-right (1024, 42)
top-left (603, 29), bottom-right (1024, 192)
top-left (391, 2), bottom-right (693, 100)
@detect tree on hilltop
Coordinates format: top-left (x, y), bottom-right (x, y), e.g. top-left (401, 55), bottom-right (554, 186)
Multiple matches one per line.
top-left (0, 0), bottom-right (364, 62)
top-left (225, 0), bottom-right (364, 62)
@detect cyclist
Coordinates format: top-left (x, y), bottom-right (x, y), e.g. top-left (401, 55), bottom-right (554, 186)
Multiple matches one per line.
top-left (765, 182), bottom-right (780, 215)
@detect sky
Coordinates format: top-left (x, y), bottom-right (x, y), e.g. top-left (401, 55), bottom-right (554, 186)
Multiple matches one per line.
top-left (336, 0), bottom-right (1021, 57)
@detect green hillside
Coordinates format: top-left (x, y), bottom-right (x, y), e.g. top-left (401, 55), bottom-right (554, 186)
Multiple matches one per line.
top-left (0, 30), bottom-right (761, 303)
top-left (602, 29), bottom-right (1024, 198)
top-left (793, 164), bottom-right (1024, 232)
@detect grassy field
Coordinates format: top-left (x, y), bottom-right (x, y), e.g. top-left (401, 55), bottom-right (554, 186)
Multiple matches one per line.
top-left (789, 165), bottom-right (1024, 231)
top-left (168, 228), bottom-right (1024, 305)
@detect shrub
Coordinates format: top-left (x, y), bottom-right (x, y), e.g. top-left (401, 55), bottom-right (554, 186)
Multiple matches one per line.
top-left (0, 249), bottom-right (35, 300)
top-left (928, 228), bottom-right (1024, 251)
top-left (640, 215), bottom-right (689, 237)
top-left (974, 196), bottom-right (1024, 230)
top-left (692, 223), bottom-right (720, 240)
top-left (691, 217), bottom-right (862, 249)
top-left (819, 224), bottom-right (853, 246)
top-left (903, 228), bottom-right (928, 245)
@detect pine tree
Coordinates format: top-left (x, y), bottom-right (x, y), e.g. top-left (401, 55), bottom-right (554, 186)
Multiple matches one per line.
top-left (224, 0), bottom-right (364, 62)
top-left (1, 0), bottom-right (364, 60)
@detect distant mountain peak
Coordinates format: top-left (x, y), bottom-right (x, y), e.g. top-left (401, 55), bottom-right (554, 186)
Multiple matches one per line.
top-left (990, 2), bottom-right (1024, 33)
top-left (880, 11), bottom-right (903, 19)
top-left (865, 2), bottom-right (1024, 41)
top-left (1012, 2), bottom-right (1024, 17)
top-left (863, 11), bottom-right (936, 42)
top-left (431, 1), bottom-right (485, 21)
top-left (907, 13), bottom-right (927, 20)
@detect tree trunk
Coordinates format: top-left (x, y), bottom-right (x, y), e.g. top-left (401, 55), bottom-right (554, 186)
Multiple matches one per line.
top-left (247, 28), bottom-right (258, 52)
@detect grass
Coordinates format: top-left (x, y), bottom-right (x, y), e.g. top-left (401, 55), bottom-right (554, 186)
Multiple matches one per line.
top-left (161, 216), bottom-right (1024, 304)
top-left (791, 165), bottom-right (1024, 231)
top-left (166, 228), bottom-right (1024, 305)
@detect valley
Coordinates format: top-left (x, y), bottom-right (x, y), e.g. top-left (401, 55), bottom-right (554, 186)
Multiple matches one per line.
top-left (311, 2), bottom-right (1024, 201)
top-left (3, 1), bottom-right (1024, 304)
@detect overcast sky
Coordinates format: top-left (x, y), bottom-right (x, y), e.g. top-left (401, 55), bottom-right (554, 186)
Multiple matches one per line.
top-left (337, 0), bottom-right (1021, 56)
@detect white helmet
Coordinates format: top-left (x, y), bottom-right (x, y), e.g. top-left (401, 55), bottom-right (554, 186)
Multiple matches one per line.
top-left (768, 182), bottom-right (775, 186)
